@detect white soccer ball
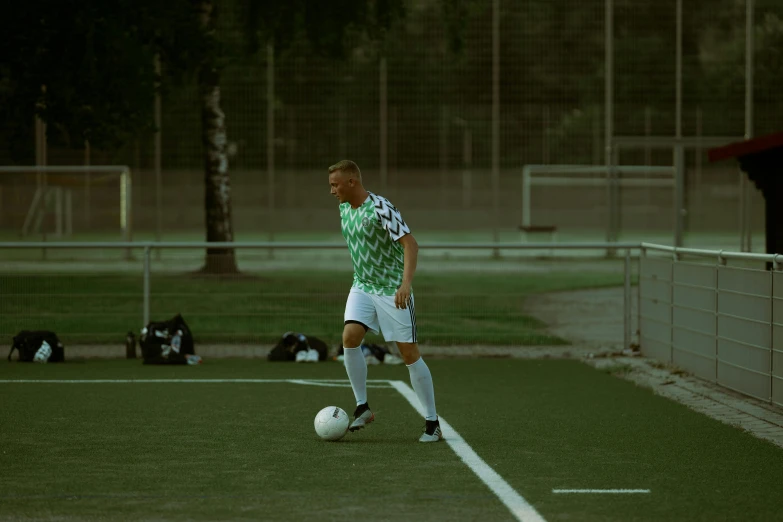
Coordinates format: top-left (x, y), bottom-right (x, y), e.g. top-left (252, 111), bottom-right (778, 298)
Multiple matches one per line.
top-left (314, 406), bottom-right (350, 441)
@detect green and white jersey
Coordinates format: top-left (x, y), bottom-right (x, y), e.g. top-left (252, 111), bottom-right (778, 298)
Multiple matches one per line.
top-left (340, 192), bottom-right (411, 296)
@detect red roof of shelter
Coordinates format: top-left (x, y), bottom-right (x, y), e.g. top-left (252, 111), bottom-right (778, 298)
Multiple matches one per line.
top-left (708, 132), bottom-right (783, 162)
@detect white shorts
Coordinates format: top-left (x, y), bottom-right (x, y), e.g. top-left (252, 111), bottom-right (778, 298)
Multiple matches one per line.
top-left (344, 287), bottom-right (418, 343)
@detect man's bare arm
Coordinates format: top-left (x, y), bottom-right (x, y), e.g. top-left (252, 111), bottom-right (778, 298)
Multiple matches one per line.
top-left (395, 233), bottom-right (419, 309)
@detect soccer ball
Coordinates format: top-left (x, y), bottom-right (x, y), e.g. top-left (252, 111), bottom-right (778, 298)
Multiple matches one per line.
top-left (314, 406), bottom-right (350, 441)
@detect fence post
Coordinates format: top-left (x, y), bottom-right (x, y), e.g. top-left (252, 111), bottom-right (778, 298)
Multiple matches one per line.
top-left (714, 252), bottom-right (722, 384)
top-left (624, 249), bottom-right (631, 350)
top-left (770, 259), bottom-right (775, 403)
top-left (143, 245), bottom-right (151, 327)
top-left (637, 248), bottom-right (643, 348)
top-left (669, 250), bottom-right (676, 363)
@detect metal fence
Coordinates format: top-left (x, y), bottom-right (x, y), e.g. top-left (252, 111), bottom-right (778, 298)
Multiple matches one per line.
top-left (639, 242), bottom-right (783, 407)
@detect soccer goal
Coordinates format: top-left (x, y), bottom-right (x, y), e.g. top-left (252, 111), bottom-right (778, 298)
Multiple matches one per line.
top-left (0, 165), bottom-right (132, 240)
top-left (521, 164), bottom-right (675, 240)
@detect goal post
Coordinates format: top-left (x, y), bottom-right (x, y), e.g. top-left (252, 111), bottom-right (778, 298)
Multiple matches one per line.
top-left (0, 165), bottom-right (132, 241)
top-left (521, 164), bottom-right (675, 236)
top-left (610, 136), bottom-right (745, 249)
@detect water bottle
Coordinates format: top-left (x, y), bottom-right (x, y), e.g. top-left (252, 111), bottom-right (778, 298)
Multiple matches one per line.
top-left (171, 330), bottom-right (182, 353)
top-left (125, 331), bottom-right (137, 359)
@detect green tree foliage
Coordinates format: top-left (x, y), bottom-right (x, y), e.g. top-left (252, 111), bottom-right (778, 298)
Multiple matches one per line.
top-left (0, 0), bottom-right (205, 161)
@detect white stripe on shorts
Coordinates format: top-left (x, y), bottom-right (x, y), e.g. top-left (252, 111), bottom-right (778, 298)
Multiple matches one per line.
top-left (408, 295), bottom-right (417, 343)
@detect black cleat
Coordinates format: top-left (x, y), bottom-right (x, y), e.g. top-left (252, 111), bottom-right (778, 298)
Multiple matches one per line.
top-left (419, 418), bottom-right (443, 442)
top-left (349, 402), bottom-right (375, 432)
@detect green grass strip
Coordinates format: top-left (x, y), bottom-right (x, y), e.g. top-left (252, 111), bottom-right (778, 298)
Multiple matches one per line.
top-left (0, 270), bottom-right (624, 346)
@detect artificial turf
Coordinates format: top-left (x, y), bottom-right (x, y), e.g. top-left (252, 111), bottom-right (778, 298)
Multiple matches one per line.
top-left (1, 358), bottom-right (781, 522)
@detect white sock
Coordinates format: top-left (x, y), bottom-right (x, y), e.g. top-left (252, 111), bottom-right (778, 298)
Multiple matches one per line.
top-left (343, 346), bottom-right (368, 406)
top-left (407, 358), bottom-right (437, 421)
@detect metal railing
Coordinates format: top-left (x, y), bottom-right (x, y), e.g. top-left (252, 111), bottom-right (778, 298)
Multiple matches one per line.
top-left (640, 243), bottom-right (783, 407)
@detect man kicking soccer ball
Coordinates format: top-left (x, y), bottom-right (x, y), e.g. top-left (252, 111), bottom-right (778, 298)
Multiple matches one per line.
top-left (328, 159), bottom-right (442, 443)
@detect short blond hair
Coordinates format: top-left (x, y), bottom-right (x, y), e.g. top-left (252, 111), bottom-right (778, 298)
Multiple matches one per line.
top-left (328, 160), bottom-right (361, 180)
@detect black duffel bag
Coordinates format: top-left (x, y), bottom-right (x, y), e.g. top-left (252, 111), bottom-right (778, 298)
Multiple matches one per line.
top-left (139, 314), bottom-right (195, 365)
top-left (8, 330), bottom-right (65, 363)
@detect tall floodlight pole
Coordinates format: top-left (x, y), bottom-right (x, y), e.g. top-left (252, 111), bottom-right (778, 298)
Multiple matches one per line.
top-left (36, 86), bottom-right (48, 253)
top-left (745, 0), bottom-right (754, 141)
top-left (380, 57), bottom-right (388, 194)
top-left (84, 140), bottom-right (91, 228)
top-left (267, 44), bottom-right (275, 246)
top-left (154, 55), bottom-right (162, 252)
top-left (740, 0), bottom-right (754, 251)
top-left (674, 0), bottom-right (685, 247)
top-left (491, 0), bottom-right (500, 252)
top-left (604, 0), bottom-right (614, 244)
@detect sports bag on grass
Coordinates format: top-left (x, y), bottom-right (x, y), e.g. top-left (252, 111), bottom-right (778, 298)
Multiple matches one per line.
top-left (8, 331), bottom-right (65, 363)
top-left (139, 314), bottom-right (195, 365)
top-left (267, 332), bottom-right (329, 362)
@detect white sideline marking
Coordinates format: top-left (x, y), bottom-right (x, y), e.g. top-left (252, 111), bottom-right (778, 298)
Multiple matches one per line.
top-left (552, 489), bottom-right (650, 494)
top-left (0, 379), bottom-right (297, 384)
top-left (389, 380), bottom-right (547, 522)
top-left (288, 379), bottom-right (392, 389)
top-left (0, 378), bottom-right (391, 388)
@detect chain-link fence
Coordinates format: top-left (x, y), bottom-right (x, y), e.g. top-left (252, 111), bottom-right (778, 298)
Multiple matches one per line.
top-left (1, 0), bottom-right (781, 249)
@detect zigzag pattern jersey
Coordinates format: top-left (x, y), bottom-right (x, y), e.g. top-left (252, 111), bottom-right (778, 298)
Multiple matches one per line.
top-left (339, 192), bottom-right (411, 296)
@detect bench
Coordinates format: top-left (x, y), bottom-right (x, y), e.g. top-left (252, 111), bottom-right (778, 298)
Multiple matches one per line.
top-left (518, 225), bottom-right (558, 243)
top-left (519, 225), bottom-right (558, 256)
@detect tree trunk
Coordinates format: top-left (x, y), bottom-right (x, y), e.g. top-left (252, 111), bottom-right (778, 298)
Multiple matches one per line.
top-left (197, 0), bottom-right (238, 274)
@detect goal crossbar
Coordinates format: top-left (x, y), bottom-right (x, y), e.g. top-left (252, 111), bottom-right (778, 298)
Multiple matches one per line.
top-left (521, 164), bottom-right (674, 228)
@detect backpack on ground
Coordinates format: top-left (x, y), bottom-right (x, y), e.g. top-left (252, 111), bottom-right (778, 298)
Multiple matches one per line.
top-left (268, 332), bottom-right (329, 362)
top-left (139, 314), bottom-right (195, 365)
top-left (8, 331), bottom-right (65, 363)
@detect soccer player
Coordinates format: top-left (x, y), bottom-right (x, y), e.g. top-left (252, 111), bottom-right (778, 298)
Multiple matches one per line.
top-left (328, 160), bottom-right (442, 443)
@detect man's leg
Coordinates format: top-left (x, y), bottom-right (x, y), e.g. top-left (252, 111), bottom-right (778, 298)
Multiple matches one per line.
top-left (343, 322), bottom-right (376, 431)
top-left (373, 292), bottom-right (442, 441)
top-left (342, 321), bottom-right (369, 406)
top-left (396, 342), bottom-right (437, 421)
top-left (343, 288), bottom-right (380, 432)
top-left (397, 342), bottom-right (442, 442)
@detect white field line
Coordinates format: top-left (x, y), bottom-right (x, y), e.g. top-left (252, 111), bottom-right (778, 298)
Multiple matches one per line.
top-left (552, 489), bottom-right (651, 494)
top-left (288, 379), bottom-right (392, 388)
top-left (0, 378), bottom-right (392, 388)
top-left (389, 380), bottom-right (547, 522)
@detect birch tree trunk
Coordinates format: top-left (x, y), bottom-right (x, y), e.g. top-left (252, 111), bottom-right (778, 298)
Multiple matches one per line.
top-left (197, 0), bottom-right (238, 274)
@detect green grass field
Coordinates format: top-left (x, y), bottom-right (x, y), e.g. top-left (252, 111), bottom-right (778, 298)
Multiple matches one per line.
top-left (0, 270), bottom-right (627, 346)
top-left (1, 359), bottom-right (781, 522)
